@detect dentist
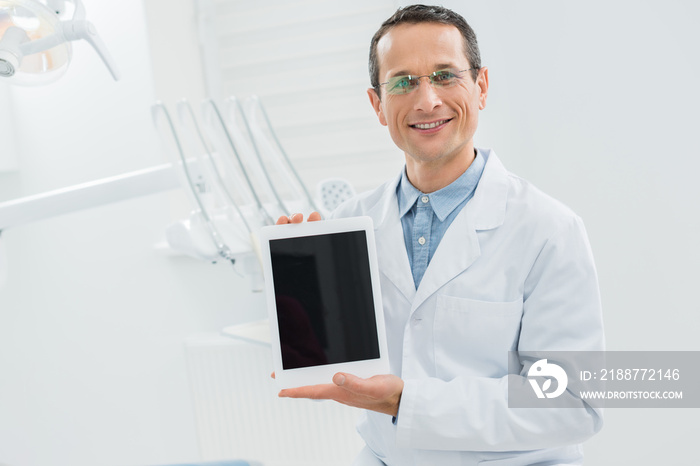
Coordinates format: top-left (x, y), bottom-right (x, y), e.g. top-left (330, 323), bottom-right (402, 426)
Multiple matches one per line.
top-left (278, 5), bottom-right (604, 465)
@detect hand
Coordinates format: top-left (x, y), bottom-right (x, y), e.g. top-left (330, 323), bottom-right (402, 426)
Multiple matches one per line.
top-left (277, 372), bottom-right (404, 417)
top-left (276, 212), bottom-right (322, 225)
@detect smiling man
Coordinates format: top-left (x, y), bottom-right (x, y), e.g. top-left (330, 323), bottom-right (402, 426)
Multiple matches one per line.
top-left (368, 20), bottom-right (486, 195)
top-left (278, 5), bottom-right (604, 465)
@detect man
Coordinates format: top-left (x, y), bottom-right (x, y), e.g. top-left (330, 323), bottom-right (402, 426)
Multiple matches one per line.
top-left (277, 4), bottom-right (604, 465)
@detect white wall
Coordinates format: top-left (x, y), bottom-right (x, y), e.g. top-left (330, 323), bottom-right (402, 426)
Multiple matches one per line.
top-left (435, 0), bottom-right (700, 463)
top-left (0, 1), bottom-right (265, 465)
top-left (0, 85), bottom-right (19, 172)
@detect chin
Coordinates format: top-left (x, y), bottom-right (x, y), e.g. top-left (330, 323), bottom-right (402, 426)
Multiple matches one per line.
top-left (409, 146), bottom-right (455, 164)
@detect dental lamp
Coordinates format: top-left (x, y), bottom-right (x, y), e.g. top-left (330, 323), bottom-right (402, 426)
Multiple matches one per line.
top-left (0, 0), bottom-right (119, 85)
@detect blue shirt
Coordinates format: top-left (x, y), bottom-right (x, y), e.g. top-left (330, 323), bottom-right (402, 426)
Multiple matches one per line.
top-left (397, 149), bottom-right (486, 288)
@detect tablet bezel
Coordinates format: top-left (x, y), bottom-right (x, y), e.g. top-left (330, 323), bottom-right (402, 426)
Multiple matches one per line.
top-left (259, 216), bottom-right (389, 389)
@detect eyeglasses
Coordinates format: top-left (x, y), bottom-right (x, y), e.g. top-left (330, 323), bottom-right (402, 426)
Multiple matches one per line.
top-left (379, 68), bottom-right (474, 95)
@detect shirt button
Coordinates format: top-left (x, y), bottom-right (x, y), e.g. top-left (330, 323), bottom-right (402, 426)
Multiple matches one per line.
top-left (418, 236), bottom-right (426, 245)
top-left (421, 195), bottom-right (429, 204)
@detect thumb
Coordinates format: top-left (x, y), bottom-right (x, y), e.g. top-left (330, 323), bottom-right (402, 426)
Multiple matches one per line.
top-left (333, 372), bottom-right (364, 392)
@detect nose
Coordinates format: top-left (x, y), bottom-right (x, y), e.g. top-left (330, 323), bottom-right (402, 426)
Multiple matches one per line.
top-left (413, 76), bottom-right (442, 112)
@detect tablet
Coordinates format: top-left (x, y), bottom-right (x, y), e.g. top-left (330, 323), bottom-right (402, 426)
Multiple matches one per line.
top-left (259, 216), bottom-right (389, 389)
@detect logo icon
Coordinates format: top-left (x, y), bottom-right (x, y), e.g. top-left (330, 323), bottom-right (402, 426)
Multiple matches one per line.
top-left (527, 359), bottom-right (568, 399)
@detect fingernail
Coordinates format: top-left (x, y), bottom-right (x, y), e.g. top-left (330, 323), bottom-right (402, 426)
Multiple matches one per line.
top-left (334, 374), bottom-right (346, 386)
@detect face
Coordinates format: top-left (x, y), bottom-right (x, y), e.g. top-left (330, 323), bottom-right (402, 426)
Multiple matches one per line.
top-left (368, 23), bottom-right (488, 170)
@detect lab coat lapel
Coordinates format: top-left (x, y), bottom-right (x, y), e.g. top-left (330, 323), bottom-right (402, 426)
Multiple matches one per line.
top-left (367, 175), bottom-right (416, 304)
top-left (411, 150), bottom-right (509, 311)
top-left (411, 207), bottom-right (479, 311)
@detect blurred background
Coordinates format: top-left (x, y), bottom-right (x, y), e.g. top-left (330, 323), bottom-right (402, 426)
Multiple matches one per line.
top-left (0, 0), bottom-right (698, 464)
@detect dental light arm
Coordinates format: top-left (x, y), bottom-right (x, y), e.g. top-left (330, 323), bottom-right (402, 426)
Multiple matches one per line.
top-left (24, 18), bottom-right (121, 80)
top-left (70, 20), bottom-right (119, 80)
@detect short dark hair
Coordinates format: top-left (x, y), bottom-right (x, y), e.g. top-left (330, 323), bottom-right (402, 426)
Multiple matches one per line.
top-left (369, 4), bottom-right (481, 96)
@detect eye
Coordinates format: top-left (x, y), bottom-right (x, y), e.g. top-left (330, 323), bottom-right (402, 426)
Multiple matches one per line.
top-left (432, 70), bottom-right (457, 84)
top-left (390, 76), bottom-right (412, 92)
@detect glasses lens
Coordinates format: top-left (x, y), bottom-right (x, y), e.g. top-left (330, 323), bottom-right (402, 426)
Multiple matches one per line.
top-left (386, 75), bottom-right (416, 95)
top-left (383, 69), bottom-right (464, 95)
top-left (430, 69), bottom-right (459, 88)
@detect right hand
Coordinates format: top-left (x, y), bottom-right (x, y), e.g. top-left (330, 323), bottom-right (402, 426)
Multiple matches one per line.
top-left (276, 212), bottom-right (322, 225)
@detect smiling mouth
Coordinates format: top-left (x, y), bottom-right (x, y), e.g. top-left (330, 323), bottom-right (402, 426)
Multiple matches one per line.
top-left (410, 118), bottom-right (452, 129)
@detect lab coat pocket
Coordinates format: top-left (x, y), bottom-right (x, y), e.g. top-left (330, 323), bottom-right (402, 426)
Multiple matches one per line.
top-left (434, 295), bottom-right (523, 380)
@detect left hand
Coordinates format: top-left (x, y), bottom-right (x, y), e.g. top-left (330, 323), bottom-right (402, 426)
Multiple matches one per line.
top-left (277, 372), bottom-right (404, 417)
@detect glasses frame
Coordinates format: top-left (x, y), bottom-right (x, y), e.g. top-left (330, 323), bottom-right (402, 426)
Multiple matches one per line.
top-left (379, 68), bottom-right (475, 95)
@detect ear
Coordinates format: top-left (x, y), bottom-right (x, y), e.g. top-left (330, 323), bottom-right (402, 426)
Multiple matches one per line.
top-left (367, 87), bottom-right (388, 126)
top-left (477, 66), bottom-right (489, 110)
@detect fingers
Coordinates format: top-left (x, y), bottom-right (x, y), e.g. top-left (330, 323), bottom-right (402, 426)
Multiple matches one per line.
top-left (275, 212), bottom-right (322, 225)
top-left (276, 213), bottom-right (302, 224)
top-left (279, 384), bottom-right (339, 400)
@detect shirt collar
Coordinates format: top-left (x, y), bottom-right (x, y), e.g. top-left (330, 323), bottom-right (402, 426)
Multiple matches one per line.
top-left (397, 169), bottom-right (421, 218)
top-left (397, 149), bottom-right (486, 221)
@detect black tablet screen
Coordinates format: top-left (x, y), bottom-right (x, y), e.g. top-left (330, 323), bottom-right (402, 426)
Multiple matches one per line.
top-left (269, 230), bottom-right (380, 370)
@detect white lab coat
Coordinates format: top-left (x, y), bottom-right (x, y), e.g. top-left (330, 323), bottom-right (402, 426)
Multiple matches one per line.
top-left (333, 149), bottom-right (605, 466)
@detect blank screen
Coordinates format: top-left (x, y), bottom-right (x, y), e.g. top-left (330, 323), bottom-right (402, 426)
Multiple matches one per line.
top-left (270, 230), bottom-right (380, 370)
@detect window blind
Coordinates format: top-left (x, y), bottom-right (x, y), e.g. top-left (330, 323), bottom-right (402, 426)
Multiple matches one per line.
top-left (196, 0), bottom-right (404, 195)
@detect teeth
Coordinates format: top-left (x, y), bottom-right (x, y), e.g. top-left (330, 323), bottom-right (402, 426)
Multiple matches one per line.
top-left (414, 120), bottom-right (448, 129)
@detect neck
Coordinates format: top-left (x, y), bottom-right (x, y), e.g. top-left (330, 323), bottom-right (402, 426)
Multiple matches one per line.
top-left (405, 147), bottom-right (476, 193)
